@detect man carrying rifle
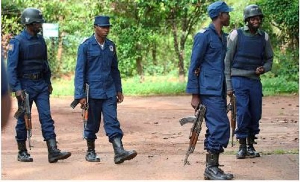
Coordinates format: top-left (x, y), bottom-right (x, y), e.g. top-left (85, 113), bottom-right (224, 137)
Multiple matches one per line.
top-left (186, 1), bottom-right (233, 180)
top-left (74, 16), bottom-right (137, 164)
top-left (224, 4), bottom-right (273, 159)
top-left (7, 8), bottom-right (71, 163)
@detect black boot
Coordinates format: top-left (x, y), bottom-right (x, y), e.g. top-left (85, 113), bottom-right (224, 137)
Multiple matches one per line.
top-left (17, 141), bottom-right (33, 162)
top-left (247, 135), bottom-right (260, 157)
top-left (85, 139), bottom-right (100, 162)
top-left (46, 139), bottom-right (71, 163)
top-left (111, 137), bottom-right (137, 164)
top-left (236, 138), bottom-right (247, 159)
top-left (204, 153), bottom-right (234, 180)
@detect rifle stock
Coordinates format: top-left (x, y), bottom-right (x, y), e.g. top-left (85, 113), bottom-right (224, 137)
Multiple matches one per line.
top-left (227, 94), bottom-right (236, 147)
top-left (182, 104), bottom-right (206, 165)
top-left (71, 84), bottom-right (89, 138)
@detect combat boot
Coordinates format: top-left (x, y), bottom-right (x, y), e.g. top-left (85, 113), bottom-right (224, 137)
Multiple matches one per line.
top-left (236, 138), bottom-right (247, 159)
top-left (204, 152), bottom-right (234, 180)
top-left (17, 141), bottom-right (33, 162)
top-left (85, 139), bottom-right (100, 162)
top-left (247, 135), bottom-right (260, 157)
top-left (111, 137), bottom-right (137, 164)
top-left (46, 138), bottom-right (71, 163)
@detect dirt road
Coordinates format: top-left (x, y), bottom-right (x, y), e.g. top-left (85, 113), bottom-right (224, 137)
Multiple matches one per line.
top-left (1, 95), bottom-right (299, 180)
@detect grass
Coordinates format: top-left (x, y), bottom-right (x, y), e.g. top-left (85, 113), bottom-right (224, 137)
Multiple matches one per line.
top-left (51, 75), bottom-right (298, 97)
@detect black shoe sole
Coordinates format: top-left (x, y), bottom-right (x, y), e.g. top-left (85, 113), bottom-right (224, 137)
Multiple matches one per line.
top-left (49, 153), bottom-right (71, 163)
top-left (85, 157), bottom-right (100, 162)
top-left (115, 152), bottom-right (137, 164)
top-left (18, 158), bottom-right (33, 162)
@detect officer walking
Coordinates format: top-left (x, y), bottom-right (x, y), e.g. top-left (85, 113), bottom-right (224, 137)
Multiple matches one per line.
top-left (224, 5), bottom-right (273, 159)
top-left (74, 15), bottom-right (137, 164)
top-left (7, 8), bottom-right (71, 163)
top-left (186, 1), bottom-right (234, 180)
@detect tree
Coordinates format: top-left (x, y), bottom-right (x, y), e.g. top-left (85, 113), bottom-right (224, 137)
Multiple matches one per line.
top-left (160, 0), bottom-right (214, 80)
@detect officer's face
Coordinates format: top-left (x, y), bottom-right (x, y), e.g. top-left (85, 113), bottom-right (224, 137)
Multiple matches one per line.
top-left (219, 12), bottom-right (230, 26)
top-left (95, 25), bottom-right (110, 39)
top-left (30, 22), bottom-right (43, 34)
top-left (248, 16), bottom-right (262, 29)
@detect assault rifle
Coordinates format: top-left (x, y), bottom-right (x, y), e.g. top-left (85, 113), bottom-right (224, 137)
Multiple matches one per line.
top-left (70, 84), bottom-right (89, 136)
top-left (14, 90), bottom-right (33, 150)
top-left (227, 94), bottom-right (236, 147)
top-left (179, 103), bottom-right (206, 165)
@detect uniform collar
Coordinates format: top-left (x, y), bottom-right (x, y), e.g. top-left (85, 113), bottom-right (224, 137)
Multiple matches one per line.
top-left (244, 25), bottom-right (263, 35)
top-left (22, 29), bottom-right (38, 39)
top-left (209, 23), bottom-right (225, 36)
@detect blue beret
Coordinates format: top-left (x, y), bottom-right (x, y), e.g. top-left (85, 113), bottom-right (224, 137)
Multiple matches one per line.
top-left (207, 1), bottom-right (233, 19)
top-left (94, 16), bottom-right (111, 26)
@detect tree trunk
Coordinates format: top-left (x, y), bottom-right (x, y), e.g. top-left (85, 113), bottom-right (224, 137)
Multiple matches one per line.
top-left (136, 43), bottom-right (144, 82)
top-left (171, 18), bottom-right (185, 82)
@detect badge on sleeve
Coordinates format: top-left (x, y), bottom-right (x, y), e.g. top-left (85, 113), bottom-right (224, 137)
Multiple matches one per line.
top-left (109, 45), bottom-right (114, 52)
top-left (8, 44), bottom-right (14, 51)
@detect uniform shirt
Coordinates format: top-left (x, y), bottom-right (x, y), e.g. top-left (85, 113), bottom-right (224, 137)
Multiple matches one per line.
top-left (224, 25), bottom-right (273, 91)
top-left (1, 59), bottom-right (9, 96)
top-left (186, 23), bottom-right (227, 96)
top-left (74, 34), bottom-right (122, 99)
top-left (7, 30), bottom-right (51, 92)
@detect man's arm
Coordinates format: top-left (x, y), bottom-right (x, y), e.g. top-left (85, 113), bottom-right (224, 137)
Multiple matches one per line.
top-left (186, 32), bottom-right (208, 94)
top-left (74, 43), bottom-right (87, 99)
top-left (7, 39), bottom-right (22, 92)
top-left (224, 29), bottom-right (238, 92)
top-left (111, 44), bottom-right (122, 93)
top-left (262, 32), bottom-right (273, 73)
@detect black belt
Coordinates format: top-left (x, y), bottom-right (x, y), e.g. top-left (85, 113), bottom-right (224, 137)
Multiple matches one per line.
top-left (22, 73), bottom-right (44, 80)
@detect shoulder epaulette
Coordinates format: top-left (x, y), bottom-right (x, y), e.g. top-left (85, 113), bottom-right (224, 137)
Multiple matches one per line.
top-left (199, 28), bottom-right (208, 33)
top-left (80, 37), bottom-right (89, 44)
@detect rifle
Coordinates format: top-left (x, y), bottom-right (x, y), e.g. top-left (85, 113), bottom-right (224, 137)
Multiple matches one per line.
top-left (14, 90), bottom-right (33, 150)
top-left (227, 94), bottom-right (236, 147)
top-left (179, 103), bottom-right (206, 165)
top-left (70, 84), bottom-right (89, 137)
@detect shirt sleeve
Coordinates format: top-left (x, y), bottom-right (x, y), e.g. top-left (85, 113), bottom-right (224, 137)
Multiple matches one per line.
top-left (262, 32), bottom-right (273, 73)
top-left (1, 58), bottom-right (9, 96)
top-left (7, 38), bottom-right (22, 92)
top-left (74, 43), bottom-right (87, 99)
top-left (224, 29), bottom-right (238, 91)
top-left (111, 44), bottom-right (122, 93)
top-left (186, 32), bottom-right (208, 94)
top-left (43, 40), bottom-right (52, 85)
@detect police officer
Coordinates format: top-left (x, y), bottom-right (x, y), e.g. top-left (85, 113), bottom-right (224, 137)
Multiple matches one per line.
top-left (224, 5), bottom-right (273, 159)
top-left (74, 15), bottom-right (137, 164)
top-left (186, 1), bottom-right (234, 180)
top-left (7, 8), bottom-right (71, 163)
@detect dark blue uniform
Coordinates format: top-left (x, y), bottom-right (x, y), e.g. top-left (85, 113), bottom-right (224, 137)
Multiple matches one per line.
top-left (186, 24), bottom-right (230, 154)
top-left (7, 30), bottom-right (56, 141)
top-left (74, 35), bottom-right (123, 141)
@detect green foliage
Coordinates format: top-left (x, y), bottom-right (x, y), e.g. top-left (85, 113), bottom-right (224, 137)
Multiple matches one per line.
top-left (2, 0), bottom-right (299, 95)
top-left (258, 0), bottom-right (299, 47)
top-left (51, 75), bottom-right (187, 97)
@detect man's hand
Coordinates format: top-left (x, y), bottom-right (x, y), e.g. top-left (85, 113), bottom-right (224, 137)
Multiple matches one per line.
top-left (227, 90), bottom-right (233, 97)
top-left (255, 66), bottom-right (265, 75)
top-left (191, 94), bottom-right (200, 109)
top-left (48, 85), bottom-right (53, 94)
top-left (15, 90), bottom-right (24, 101)
top-left (79, 98), bottom-right (87, 109)
top-left (117, 92), bottom-right (124, 103)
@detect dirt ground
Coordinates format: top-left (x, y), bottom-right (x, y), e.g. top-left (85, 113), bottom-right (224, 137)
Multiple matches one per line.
top-left (1, 95), bottom-right (299, 180)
